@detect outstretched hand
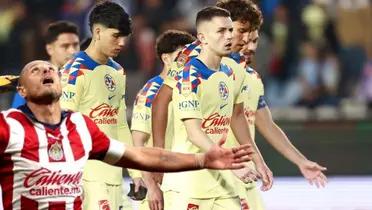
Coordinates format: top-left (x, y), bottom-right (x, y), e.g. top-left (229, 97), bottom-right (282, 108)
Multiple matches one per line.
top-left (202, 139), bottom-right (254, 170)
top-left (299, 160), bottom-right (327, 188)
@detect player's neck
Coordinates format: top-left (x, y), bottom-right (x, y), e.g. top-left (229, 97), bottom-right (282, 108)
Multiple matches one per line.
top-left (26, 101), bottom-right (62, 125)
top-left (160, 66), bottom-right (168, 78)
top-left (198, 50), bottom-right (222, 71)
top-left (85, 45), bottom-right (109, 64)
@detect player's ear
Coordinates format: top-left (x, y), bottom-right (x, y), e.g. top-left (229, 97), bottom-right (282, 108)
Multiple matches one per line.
top-left (46, 44), bottom-right (53, 57)
top-left (17, 85), bottom-right (27, 98)
top-left (161, 53), bottom-right (169, 65)
top-left (93, 25), bottom-right (101, 40)
top-left (197, 32), bottom-right (206, 45)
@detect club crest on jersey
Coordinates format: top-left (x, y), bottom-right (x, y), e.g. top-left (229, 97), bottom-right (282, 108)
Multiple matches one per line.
top-left (218, 81), bottom-right (229, 100)
top-left (176, 53), bottom-right (188, 68)
top-left (48, 142), bottom-right (64, 161)
top-left (104, 74), bottom-right (116, 92)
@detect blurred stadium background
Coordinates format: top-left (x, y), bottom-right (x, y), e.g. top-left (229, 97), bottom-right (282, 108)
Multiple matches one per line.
top-left (0, 0), bottom-right (371, 209)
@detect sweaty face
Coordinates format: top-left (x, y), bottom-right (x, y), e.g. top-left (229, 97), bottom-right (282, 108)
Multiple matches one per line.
top-left (98, 27), bottom-right (127, 58)
top-left (18, 61), bottom-right (62, 104)
top-left (199, 16), bottom-right (233, 56)
top-left (47, 33), bottom-right (79, 68)
top-left (241, 30), bottom-right (259, 65)
top-left (231, 21), bottom-right (250, 53)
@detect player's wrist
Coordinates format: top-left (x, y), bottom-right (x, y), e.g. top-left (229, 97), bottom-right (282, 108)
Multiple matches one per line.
top-left (195, 153), bottom-right (205, 169)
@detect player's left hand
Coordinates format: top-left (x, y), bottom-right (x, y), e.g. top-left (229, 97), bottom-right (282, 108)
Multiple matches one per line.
top-left (298, 160), bottom-right (327, 188)
top-left (202, 139), bottom-right (253, 170)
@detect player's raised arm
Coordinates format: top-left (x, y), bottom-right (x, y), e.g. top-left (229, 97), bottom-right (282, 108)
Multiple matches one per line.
top-left (152, 85), bottom-right (173, 149)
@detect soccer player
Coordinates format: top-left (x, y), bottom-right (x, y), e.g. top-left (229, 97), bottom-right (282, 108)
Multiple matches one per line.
top-left (0, 60), bottom-right (253, 210)
top-left (131, 30), bottom-right (196, 210)
top-left (159, 7), bottom-right (255, 210)
top-left (232, 20), bottom-right (327, 210)
top-left (151, 0), bottom-right (271, 199)
top-left (11, 20), bottom-right (80, 108)
top-left (59, 2), bottom-right (134, 210)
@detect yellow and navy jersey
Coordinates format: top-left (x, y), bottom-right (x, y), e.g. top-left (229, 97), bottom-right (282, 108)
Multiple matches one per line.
top-left (242, 66), bottom-right (267, 139)
top-left (60, 51), bottom-right (130, 184)
top-left (131, 76), bottom-right (175, 150)
top-left (162, 57), bottom-right (239, 198)
top-left (164, 40), bottom-right (201, 88)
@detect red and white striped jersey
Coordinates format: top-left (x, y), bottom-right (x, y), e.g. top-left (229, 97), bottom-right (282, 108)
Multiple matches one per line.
top-left (0, 107), bottom-right (125, 210)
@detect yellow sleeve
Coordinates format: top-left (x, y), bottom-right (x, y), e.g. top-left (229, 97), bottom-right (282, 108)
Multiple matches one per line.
top-left (131, 98), bottom-right (152, 135)
top-left (60, 70), bottom-right (85, 112)
top-left (233, 65), bottom-right (247, 104)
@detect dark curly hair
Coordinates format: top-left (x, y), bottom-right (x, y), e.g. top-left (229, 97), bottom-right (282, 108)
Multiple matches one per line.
top-left (89, 1), bottom-right (132, 36)
top-left (156, 30), bottom-right (196, 61)
top-left (216, 0), bottom-right (263, 30)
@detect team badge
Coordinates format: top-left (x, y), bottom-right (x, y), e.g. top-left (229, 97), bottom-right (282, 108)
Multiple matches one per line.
top-left (104, 74), bottom-right (116, 92)
top-left (176, 53), bottom-right (188, 68)
top-left (218, 81), bottom-right (229, 100)
top-left (48, 142), bottom-right (64, 161)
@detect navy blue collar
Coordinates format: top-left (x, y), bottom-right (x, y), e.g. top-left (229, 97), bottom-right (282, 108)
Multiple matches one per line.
top-left (18, 104), bottom-right (69, 130)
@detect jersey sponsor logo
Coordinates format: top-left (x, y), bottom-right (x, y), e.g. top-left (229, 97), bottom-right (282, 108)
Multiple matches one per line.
top-left (240, 198), bottom-right (250, 210)
top-left (187, 203), bottom-right (199, 210)
top-left (220, 103), bottom-right (228, 110)
top-left (61, 91), bottom-right (76, 101)
top-left (181, 81), bottom-right (192, 96)
top-left (167, 69), bottom-right (179, 78)
top-left (178, 100), bottom-right (199, 111)
top-left (202, 113), bottom-right (231, 135)
top-left (98, 200), bottom-right (111, 210)
top-left (132, 112), bottom-right (150, 121)
top-left (108, 95), bottom-right (115, 100)
top-left (241, 85), bottom-right (250, 93)
top-left (244, 107), bottom-right (256, 125)
top-left (104, 74), bottom-right (116, 92)
top-left (89, 103), bottom-right (119, 125)
top-left (218, 81), bottom-right (229, 100)
top-left (24, 167), bottom-right (82, 197)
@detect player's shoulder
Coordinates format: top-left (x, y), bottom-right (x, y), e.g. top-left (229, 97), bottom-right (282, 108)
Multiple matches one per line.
top-left (107, 58), bottom-right (125, 74)
top-left (245, 66), bottom-right (262, 80)
top-left (140, 75), bottom-right (164, 95)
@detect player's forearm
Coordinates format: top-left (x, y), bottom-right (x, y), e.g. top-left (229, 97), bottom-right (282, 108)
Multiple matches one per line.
top-left (230, 103), bottom-right (254, 146)
top-left (151, 86), bottom-right (171, 148)
top-left (230, 104), bottom-right (264, 165)
top-left (184, 119), bottom-right (215, 151)
top-left (132, 130), bottom-right (150, 147)
top-left (256, 107), bottom-right (307, 166)
top-left (116, 146), bottom-right (201, 172)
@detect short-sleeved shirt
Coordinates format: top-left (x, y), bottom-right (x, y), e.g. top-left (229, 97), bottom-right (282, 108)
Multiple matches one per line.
top-left (161, 57), bottom-right (240, 198)
top-left (0, 107), bottom-right (125, 210)
top-left (131, 75), bottom-right (174, 149)
top-left (60, 51), bottom-right (130, 184)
